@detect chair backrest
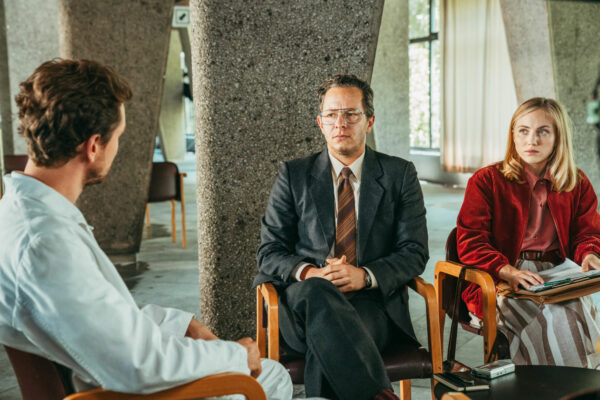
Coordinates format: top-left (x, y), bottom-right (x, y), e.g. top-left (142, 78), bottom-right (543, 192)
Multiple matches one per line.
top-left (4, 154), bottom-right (29, 173)
top-left (4, 345), bottom-right (74, 400)
top-left (147, 162), bottom-right (181, 203)
top-left (442, 228), bottom-right (470, 322)
top-left (446, 227), bottom-right (460, 263)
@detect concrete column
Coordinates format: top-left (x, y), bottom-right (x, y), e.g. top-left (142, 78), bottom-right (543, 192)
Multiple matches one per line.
top-left (0, 0), bottom-right (60, 156)
top-left (158, 29), bottom-right (187, 162)
top-left (190, 0), bottom-right (384, 338)
top-left (0, 1), bottom-right (11, 163)
top-left (499, 0), bottom-right (555, 103)
top-left (58, 0), bottom-right (173, 254)
top-left (548, 1), bottom-right (600, 192)
top-left (372, 0), bottom-right (410, 159)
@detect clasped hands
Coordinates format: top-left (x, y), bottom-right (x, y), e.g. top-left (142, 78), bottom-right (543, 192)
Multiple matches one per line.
top-left (498, 253), bottom-right (600, 292)
top-left (304, 255), bottom-right (366, 292)
top-left (185, 318), bottom-right (262, 378)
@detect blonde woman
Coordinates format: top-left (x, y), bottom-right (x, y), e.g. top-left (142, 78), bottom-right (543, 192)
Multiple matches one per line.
top-left (457, 97), bottom-right (600, 367)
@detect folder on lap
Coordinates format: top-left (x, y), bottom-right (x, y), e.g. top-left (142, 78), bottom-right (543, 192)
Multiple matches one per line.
top-left (497, 259), bottom-right (600, 305)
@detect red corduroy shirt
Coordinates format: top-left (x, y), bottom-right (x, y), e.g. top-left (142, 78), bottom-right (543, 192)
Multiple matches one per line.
top-left (457, 164), bottom-right (600, 318)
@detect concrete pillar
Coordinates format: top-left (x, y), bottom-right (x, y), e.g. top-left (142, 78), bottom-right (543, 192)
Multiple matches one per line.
top-left (0, 0), bottom-right (60, 156)
top-left (372, 0), bottom-right (410, 159)
top-left (0, 1), bottom-right (11, 165)
top-left (190, 0), bottom-right (384, 338)
top-left (58, 0), bottom-right (173, 254)
top-left (499, 0), bottom-right (555, 103)
top-left (548, 1), bottom-right (600, 192)
top-left (158, 29), bottom-right (187, 162)
top-left (502, 0), bottom-right (600, 192)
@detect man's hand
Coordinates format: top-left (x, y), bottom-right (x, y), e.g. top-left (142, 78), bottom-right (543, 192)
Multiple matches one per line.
top-left (582, 253), bottom-right (600, 272)
top-left (185, 318), bottom-right (218, 340)
top-left (236, 337), bottom-right (262, 378)
top-left (498, 264), bottom-right (544, 291)
top-left (305, 256), bottom-right (366, 292)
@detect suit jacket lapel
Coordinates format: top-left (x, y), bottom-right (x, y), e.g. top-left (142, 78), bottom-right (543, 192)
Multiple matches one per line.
top-left (309, 149), bottom-right (336, 251)
top-left (358, 147), bottom-right (384, 264)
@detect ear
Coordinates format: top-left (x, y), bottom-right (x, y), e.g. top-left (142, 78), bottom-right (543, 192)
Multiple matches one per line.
top-left (81, 134), bottom-right (103, 162)
top-left (366, 114), bottom-right (375, 133)
top-left (317, 115), bottom-right (324, 130)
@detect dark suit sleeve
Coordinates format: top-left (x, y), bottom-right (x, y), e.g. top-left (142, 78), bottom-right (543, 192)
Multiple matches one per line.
top-left (257, 162), bottom-right (308, 283)
top-left (364, 162), bottom-right (429, 298)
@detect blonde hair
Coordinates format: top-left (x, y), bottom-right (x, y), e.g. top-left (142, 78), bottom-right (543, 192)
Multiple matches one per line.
top-left (500, 97), bottom-right (578, 192)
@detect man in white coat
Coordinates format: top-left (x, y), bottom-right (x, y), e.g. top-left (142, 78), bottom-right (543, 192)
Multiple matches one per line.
top-left (0, 58), bottom-right (291, 399)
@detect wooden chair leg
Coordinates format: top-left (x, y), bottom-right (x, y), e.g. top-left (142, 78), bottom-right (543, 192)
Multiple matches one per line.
top-left (430, 379), bottom-right (437, 400)
top-left (179, 174), bottom-right (186, 248)
top-left (170, 199), bottom-right (176, 243)
top-left (145, 204), bottom-right (150, 229)
top-left (399, 379), bottom-right (411, 400)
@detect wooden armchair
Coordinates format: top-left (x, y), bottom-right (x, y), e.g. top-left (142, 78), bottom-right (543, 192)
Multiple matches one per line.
top-left (145, 161), bottom-right (187, 248)
top-left (256, 277), bottom-right (443, 400)
top-left (64, 373), bottom-right (265, 399)
top-left (4, 345), bottom-right (265, 400)
top-left (434, 228), bottom-right (509, 363)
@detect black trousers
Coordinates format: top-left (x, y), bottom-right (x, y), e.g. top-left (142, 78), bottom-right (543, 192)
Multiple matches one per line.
top-left (278, 278), bottom-right (395, 400)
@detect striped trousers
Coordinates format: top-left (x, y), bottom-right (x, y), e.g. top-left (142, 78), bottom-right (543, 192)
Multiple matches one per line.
top-left (496, 259), bottom-right (600, 368)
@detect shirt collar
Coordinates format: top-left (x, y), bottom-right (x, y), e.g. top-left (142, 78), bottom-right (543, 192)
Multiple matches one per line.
top-left (3, 172), bottom-right (88, 225)
top-left (328, 151), bottom-right (365, 182)
top-left (523, 164), bottom-right (552, 189)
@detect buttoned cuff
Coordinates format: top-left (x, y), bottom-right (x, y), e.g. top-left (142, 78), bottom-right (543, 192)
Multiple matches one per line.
top-left (140, 304), bottom-right (194, 337)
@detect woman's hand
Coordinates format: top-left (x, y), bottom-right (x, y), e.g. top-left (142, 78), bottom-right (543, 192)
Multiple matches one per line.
top-left (582, 253), bottom-right (600, 272)
top-left (498, 264), bottom-right (544, 291)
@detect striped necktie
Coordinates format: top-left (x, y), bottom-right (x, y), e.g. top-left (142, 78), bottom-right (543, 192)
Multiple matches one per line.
top-left (335, 167), bottom-right (357, 266)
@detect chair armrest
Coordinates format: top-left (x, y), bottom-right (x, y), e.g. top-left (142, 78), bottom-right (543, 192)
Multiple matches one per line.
top-left (63, 372), bottom-right (266, 400)
top-left (408, 276), bottom-right (443, 373)
top-left (434, 260), bottom-right (497, 362)
top-left (256, 283), bottom-right (280, 360)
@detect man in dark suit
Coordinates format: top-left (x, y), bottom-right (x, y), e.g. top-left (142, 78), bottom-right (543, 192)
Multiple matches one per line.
top-left (255, 74), bottom-right (428, 400)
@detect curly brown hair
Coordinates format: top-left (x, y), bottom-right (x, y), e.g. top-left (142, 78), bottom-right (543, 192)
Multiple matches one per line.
top-left (15, 58), bottom-right (132, 167)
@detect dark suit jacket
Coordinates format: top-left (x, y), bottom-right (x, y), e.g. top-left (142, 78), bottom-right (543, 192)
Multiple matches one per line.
top-left (254, 146), bottom-right (429, 338)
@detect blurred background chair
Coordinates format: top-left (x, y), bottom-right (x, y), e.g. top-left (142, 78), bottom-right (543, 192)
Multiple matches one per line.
top-left (1, 154), bottom-right (29, 199)
top-left (145, 162), bottom-right (187, 248)
top-left (5, 345), bottom-right (266, 400)
top-left (434, 228), bottom-right (509, 364)
top-left (256, 277), bottom-right (443, 400)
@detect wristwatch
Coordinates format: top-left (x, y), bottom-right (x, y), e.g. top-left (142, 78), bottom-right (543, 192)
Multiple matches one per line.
top-left (362, 268), bottom-right (372, 289)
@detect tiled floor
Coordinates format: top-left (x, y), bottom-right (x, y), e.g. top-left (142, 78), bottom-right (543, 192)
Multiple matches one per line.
top-left (0, 154), bottom-right (485, 399)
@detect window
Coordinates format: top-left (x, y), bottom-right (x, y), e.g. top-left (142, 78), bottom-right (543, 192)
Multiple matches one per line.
top-left (409, 0), bottom-right (440, 150)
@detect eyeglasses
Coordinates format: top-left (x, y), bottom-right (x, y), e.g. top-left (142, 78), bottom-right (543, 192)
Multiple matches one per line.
top-left (318, 109), bottom-right (366, 125)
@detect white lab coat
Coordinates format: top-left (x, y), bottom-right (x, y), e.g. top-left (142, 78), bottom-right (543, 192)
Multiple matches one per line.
top-left (0, 173), bottom-right (291, 399)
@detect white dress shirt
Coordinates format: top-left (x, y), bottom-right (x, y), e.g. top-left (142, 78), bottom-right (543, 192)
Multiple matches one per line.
top-left (0, 173), bottom-right (256, 394)
top-left (295, 151), bottom-right (378, 288)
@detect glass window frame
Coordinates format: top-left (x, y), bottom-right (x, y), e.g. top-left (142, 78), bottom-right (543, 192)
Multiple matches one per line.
top-left (409, 0), bottom-right (440, 151)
